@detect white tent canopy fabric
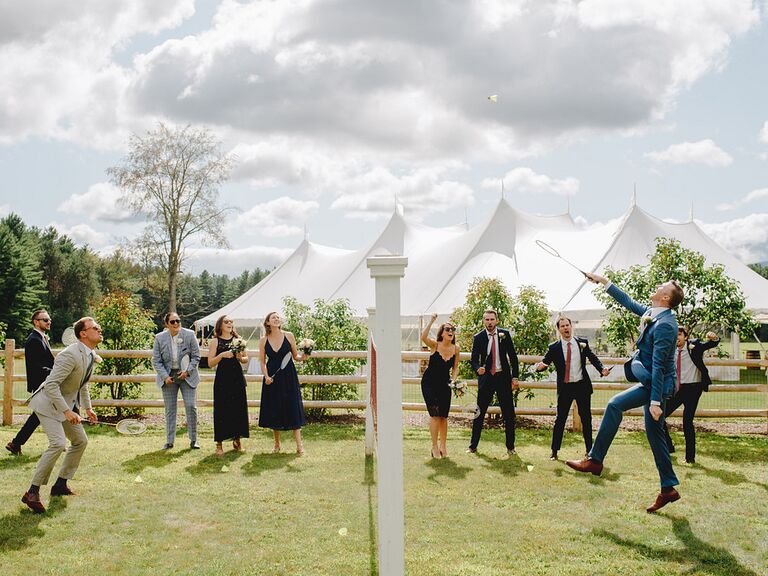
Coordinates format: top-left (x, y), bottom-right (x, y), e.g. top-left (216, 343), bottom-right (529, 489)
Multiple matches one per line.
top-left (196, 200), bottom-right (768, 327)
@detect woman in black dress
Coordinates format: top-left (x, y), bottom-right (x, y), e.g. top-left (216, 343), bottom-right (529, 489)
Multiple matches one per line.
top-left (420, 313), bottom-right (460, 458)
top-left (208, 315), bottom-right (250, 456)
top-left (258, 311), bottom-right (306, 455)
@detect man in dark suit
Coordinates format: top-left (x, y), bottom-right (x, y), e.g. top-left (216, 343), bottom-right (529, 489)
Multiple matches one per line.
top-left (467, 309), bottom-right (519, 455)
top-left (664, 328), bottom-right (719, 464)
top-left (6, 309), bottom-right (55, 456)
top-left (536, 316), bottom-right (609, 461)
top-left (567, 273), bottom-right (684, 513)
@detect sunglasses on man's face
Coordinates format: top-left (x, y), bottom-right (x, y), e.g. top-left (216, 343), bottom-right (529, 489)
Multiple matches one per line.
top-left (168, 319), bottom-right (181, 325)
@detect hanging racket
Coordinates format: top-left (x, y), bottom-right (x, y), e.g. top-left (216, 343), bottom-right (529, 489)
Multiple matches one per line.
top-left (268, 352), bottom-right (293, 380)
top-left (84, 419), bottom-right (147, 435)
top-left (535, 240), bottom-right (587, 277)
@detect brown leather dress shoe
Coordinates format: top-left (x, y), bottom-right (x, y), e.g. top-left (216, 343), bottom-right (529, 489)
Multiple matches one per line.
top-left (566, 458), bottom-right (604, 476)
top-left (51, 485), bottom-right (75, 496)
top-left (22, 492), bottom-right (46, 513)
top-left (646, 488), bottom-right (680, 513)
top-left (6, 440), bottom-right (21, 456)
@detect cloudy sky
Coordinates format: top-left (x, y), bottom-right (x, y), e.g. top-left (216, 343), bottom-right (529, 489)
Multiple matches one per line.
top-left (1, 0), bottom-right (767, 275)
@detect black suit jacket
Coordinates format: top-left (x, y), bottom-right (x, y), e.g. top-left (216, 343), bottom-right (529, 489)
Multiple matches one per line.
top-left (540, 337), bottom-right (604, 395)
top-left (470, 328), bottom-right (519, 383)
top-left (24, 330), bottom-right (55, 393)
top-left (683, 338), bottom-right (719, 391)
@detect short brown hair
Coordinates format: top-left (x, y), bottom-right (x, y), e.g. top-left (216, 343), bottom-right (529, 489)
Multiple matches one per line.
top-left (556, 316), bottom-right (572, 328)
top-left (678, 327), bottom-right (689, 338)
top-left (73, 317), bottom-right (95, 341)
top-left (483, 309), bottom-right (498, 318)
top-left (31, 309), bottom-right (48, 323)
top-left (668, 281), bottom-right (684, 308)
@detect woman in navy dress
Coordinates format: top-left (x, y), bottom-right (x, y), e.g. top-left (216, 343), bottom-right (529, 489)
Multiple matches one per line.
top-left (258, 311), bottom-right (306, 454)
top-left (208, 315), bottom-right (250, 456)
top-left (420, 313), bottom-right (460, 458)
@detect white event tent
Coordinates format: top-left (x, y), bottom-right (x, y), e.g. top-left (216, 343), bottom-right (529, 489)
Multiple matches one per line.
top-left (196, 198), bottom-right (768, 328)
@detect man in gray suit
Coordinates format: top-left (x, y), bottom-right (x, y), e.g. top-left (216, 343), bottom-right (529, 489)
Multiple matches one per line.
top-left (152, 312), bottom-right (201, 450)
top-left (22, 316), bottom-right (101, 513)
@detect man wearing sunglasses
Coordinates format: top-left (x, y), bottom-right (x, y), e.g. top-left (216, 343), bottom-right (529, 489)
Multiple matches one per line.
top-left (152, 312), bottom-right (201, 450)
top-left (22, 317), bottom-right (100, 513)
top-left (6, 310), bottom-right (55, 456)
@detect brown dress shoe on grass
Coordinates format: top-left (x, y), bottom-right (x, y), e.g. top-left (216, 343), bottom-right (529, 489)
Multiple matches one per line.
top-left (6, 440), bottom-right (21, 456)
top-left (646, 488), bottom-right (680, 513)
top-left (22, 492), bottom-right (46, 513)
top-left (566, 458), bottom-right (604, 476)
top-left (51, 485), bottom-right (75, 497)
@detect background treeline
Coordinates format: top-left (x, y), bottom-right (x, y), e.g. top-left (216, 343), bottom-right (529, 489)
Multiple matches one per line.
top-left (0, 213), bottom-right (269, 343)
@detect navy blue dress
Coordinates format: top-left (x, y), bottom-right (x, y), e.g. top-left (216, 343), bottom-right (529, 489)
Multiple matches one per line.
top-left (258, 336), bottom-right (306, 430)
top-left (213, 337), bottom-right (250, 442)
top-left (421, 351), bottom-right (453, 418)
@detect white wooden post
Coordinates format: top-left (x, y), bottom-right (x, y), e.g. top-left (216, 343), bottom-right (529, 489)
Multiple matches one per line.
top-left (367, 255), bottom-right (407, 576)
top-left (365, 307), bottom-right (376, 457)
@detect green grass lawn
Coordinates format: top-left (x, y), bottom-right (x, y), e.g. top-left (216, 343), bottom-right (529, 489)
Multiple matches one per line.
top-left (1, 421), bottom-right (765, 575)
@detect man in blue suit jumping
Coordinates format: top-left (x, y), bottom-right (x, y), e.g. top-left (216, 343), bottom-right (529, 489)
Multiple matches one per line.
top-left (567, 272), bottom-right (684, 513)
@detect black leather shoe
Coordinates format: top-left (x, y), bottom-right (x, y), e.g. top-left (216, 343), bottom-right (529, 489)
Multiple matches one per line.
top-left (6, 440), bottom-right (21, 456)
top-left (465, 447), bottom-right (477, 453)
top-left (549, 451), bottom-right (558, 461)
top-left (51, 485), bottom-right (75, 497)
top-left (163, 443), bottom-right (174, 450)
top-left (190, 441), bottom-right (201, 449)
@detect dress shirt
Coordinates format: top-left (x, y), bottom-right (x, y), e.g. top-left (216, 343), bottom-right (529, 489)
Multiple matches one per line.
top-left (170, 332), bottom-right (179, 369)
top-left (677, 345), bottom-right (700, 384)
top-left (560, 338), bottom-right (583, 383)
top-left (486, 330), bottom-right (502, 372)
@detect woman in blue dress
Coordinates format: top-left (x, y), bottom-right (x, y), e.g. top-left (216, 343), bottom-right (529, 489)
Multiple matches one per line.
top-left (258, 311), bottom-right (307, 454)
top-left (420, 313), bottom-right (460, 458)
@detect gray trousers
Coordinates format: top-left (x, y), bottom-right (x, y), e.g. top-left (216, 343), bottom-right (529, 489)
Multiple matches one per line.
top-left (161, 376), bottom-right (198, 444)
top-left (32, 413), bottom-right (89, 486)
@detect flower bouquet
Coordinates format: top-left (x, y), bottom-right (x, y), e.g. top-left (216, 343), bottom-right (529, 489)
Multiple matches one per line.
top-left (229, 337), bottom-right (247, 355)
top-left (298, 338), bottom-right (315, 356)
top-left (450, 379), bottom-right (467, 398)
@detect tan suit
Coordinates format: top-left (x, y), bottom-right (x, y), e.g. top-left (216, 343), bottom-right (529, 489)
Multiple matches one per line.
top-left (28, 342), bottom-right (93, 486)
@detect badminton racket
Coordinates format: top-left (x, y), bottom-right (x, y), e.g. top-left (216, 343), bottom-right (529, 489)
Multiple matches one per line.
top-left (84, 419), bottom-right (147, 435)
top-left (535, 240), bottom-right (587, 277)
top-left (267, 352), bottom-right (293, 381)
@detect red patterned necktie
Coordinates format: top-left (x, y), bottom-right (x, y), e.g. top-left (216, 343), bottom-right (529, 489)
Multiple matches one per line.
top-left (676, 350), bottom-right (682, 393)
top-left (565, 341), bottom-right (572, 383)
top-left (490, 332), bottom-right (497, 375)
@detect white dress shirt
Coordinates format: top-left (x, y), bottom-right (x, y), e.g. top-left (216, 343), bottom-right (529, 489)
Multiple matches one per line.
top-left (560, 338), bottom-right (583, 383)
top-left (677, 345), bottom-right (700, 384)
top-left (486, 330), bottom-right (502, 372)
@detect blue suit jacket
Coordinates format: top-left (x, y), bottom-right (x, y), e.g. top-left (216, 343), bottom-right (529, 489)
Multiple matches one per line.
top-left (607, 283), bottom-right (678, 403)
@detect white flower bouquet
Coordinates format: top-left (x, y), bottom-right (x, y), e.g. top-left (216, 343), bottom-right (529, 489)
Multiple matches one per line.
top-left (229, 337), bottom-right (247, 355)
top-left (450, 379), bottom-right (467, 398)
top-left (299, 338), bottom-right (316, 356)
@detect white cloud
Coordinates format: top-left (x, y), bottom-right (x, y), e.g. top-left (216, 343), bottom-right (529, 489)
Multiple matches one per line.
top-left (48, 221), bottom-right (110, 247)
top-left (57, 181), bottom-right (135, 221)
top-left (700, 213), bottom-right (768, 263)
top-left (760, 121), bottom-right (768, 144)
top-left (483, 167), bottom-right (579, 196)
top-left (716, 188), bottom-right (768, 211)
top-left (644, 139), bottom-right (733, 166)
top-left (235, 196), bottom-right (319, 237)
top-left (185, 245), bottom-right (293, 275)
top-left (0, 204), bottom-right (9, 217)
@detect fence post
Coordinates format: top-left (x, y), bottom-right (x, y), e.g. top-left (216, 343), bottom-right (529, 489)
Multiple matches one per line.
top-left (571, 402), bottom-right (582, 433)
top-left (365, 307), bottom-right (376, 457)
top-left (3, 339), bottom-right (15, 426)
top-left (367, 254), bottom-right (408, 576)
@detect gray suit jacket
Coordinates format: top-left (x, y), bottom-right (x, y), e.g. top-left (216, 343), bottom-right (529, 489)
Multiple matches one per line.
top-left (28, 342), bottom-right (93, 421)
top-left (152, 328), bottom-right (201, 389)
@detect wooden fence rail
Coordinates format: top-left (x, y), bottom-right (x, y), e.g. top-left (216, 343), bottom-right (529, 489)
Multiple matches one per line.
top-left (3, 341), bottom-right (767, 425)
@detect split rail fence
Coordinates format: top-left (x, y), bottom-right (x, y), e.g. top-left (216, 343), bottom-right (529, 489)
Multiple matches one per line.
top-left (3, 340), bottom-right (767, 427)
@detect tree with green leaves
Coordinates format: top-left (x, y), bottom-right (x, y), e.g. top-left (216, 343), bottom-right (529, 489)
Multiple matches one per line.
top-left (0, 214), bottom-right (46, 341)
top-left (92, 291), bottom-right (156, 418)
top-left (594, 238), bottom-right (758, 354)
top-left (281, 296), bottom-right (367, 418)
top-left (108, 122), bottom-right (234, 313)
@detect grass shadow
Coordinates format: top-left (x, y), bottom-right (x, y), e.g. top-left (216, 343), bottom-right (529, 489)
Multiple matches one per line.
top-left (561, 463), bottom-right (621, 485)
top-left (595, 514), bottom-right (761, 576)
top-left (364, 455), bottom-right (378, 576)
top-left (121, 449), bottom-right (187, 473)
top-left (186, 450), bottom-right (246, 476)
top-left (695, 434), bottom-right (768, 464)
top-left (474, 452), bottom-right (522, 477)
top-left (240, 452), bottom-right (301, 476)
top-left (0, 454), bottom-right (40, 470)
top-left (0, 496), bottom-right (67, 552)
top-left (426, 457), bottom-right (472, 482)
top-left (692, 463), bottom-right (768, 492)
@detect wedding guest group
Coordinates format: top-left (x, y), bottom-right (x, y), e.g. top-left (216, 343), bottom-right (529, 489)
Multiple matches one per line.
top-left (567, 273), bottom-right (684, 513)
top-left (6, 309), bottom-right (55, 456)
top-left (664, 328), bottom-right (720, 464)
top-left (21, 317), bottom-right (101, 513)
top-left (152, 312), bottom-right (201, 450)
top-left (258, 312), bottom-right (306, 455)
top-left (536, 315), bottom-right (609, 461)
top-left (420, 313), bottom-right (460, 458)
top-left (468, 309), bottom-right (519, 456)
top-left (208, 315), bottom-right (250, 456)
